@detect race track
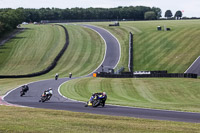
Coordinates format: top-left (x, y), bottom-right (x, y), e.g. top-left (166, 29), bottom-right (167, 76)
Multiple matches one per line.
top-left (185, 56), bottom-right (200, 76)
top-left (3, 25), bottom-right (200, 123)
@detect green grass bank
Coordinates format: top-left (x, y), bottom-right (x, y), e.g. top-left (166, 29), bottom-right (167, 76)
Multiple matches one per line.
top-left (88, 20), bottom-right (200, 73)
top-left (60, 77), bottom-right (200, 112)
top-left (0, 106), bottom-right (199, 133)
top-left (0, 24), bottom-right (65, 75)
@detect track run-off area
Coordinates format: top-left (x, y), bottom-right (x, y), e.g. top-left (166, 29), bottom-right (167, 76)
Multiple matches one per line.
top-left (2, 24), bottom-right (200, 123)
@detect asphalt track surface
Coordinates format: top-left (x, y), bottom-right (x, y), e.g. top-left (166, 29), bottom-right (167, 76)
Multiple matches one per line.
top-left (3, 25), bottom-right (200, 123)
top-left (185, 56), bottom-right (200, 76)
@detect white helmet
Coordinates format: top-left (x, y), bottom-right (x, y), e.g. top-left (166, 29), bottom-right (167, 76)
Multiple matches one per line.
top-left (103, 92), bottom-right (106, 95)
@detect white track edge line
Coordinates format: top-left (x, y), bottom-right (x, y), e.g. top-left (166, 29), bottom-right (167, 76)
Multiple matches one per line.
top-left (81, 25), bottom-right (107, 76)
top-left (58, 25), bottom-right (200, 114)
top-left (184, 56), bottom-right (200, 73)
top-left (57, 24), bottom-right (122, 102)
top-left (2, 78), bottom-right (54, 101)
top-left (2, 24), bottom-right (199, 115)
top-left (2, 24), bottom-right (119, 105)
top-left (57, 78), bottom-right (200, 115)
top-left (85, 24), bottom-right (121, 69)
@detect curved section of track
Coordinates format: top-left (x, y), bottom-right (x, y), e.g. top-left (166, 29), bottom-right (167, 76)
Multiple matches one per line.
top-left (185, 56), bottom-right (200, 76)
top-left (81, 24), bottom-right (120, 73)
top-left (3, 25), bottom-right (200, 123)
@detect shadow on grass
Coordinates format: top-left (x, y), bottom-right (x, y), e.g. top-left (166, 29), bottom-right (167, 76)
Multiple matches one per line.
top-left (11, 36), bottom-right (26, 40)
top-left (0, 46), bottom-right (8, 49)
top-left (10, 28), bottom-right (34, 40)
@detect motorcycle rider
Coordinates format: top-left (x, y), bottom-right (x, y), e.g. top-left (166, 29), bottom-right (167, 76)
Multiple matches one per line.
top-left (20, 84), bottom-right (29, 96)
top-left (44, 88), bottom-right (53, 100)
top-left (55, 73), bottom-right (59, 80)
top-left (69, 72), bottom-right (72, 78)
top-left (22, 84), bottom-right (29, 93)
top-left (89, 92), bottom-right (107, 105)
top-left (101, 92), bottom-right (107, 107)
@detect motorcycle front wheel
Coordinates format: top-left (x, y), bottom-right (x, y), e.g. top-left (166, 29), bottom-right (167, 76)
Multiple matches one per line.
top-left (92, 99), bottom-right (100, 107)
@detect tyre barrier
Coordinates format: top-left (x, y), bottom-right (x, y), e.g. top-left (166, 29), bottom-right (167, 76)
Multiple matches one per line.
top-left (128, 32), bottom-right (133, 72)
top-left (94, 71), bottom-right (197, 79)
top-left (0, 24), bottom-right (69, 78)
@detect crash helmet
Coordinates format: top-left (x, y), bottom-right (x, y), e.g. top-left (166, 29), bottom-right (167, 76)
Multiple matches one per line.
top-left (49, 88), bottom-right (52, 90)
top-left (103, 92), bottom-right (106, 96)
top-left (23, 84), bottom-right (27, 87)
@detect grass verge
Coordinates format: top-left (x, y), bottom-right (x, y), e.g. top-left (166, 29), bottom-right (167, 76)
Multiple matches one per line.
top-left (60, 77), bottom-right (200, 112)
top-left (0, 106), bottom-right (200, 133)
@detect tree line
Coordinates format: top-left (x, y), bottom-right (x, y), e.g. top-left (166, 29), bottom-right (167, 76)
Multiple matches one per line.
top-left (0, 8), bottom-right (25, 37)
top-left (0, 6), bottom-right (161, 36)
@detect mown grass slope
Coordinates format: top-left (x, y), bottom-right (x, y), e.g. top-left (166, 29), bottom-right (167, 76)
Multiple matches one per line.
top-left (0, 24), bottom-right (65, 75)
top-left (0, 106), bottom-right (200, 133)
top-left (44, 24), bottom-right (105, 78)
top-left (0, 24), bottom-right (105, 77)
top-left (90, 20), bottom-right (200, 73)
top-left (60, 77), bottom-right (200, 112)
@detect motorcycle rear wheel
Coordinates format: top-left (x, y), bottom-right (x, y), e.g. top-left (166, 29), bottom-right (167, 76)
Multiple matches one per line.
top-left (20, 91), bottom-right (25, 97)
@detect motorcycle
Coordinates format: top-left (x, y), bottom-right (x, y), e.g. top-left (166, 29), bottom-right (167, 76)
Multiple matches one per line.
top-left (85, 94), bottom-right (106, 107)
top-left (20, 90), bottom-right (25, 97)
top-left (39, 92), bottom-right (51, 102)
top-left (20, 88), bottom-right (28, 97)
top-left (20, 85), bottom-right (29, 97)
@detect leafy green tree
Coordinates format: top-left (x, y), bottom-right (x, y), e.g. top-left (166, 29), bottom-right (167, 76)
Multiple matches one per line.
top-left (175, 10), bottom-right (182, 19)
top-left (165, 10), bottom-right (173, 18)
top-left (0, 8), bottom-right (25, 37)
top-left (0, 21), bottom-right (4, 36)
top-left (152, 7), bottom-right (162, 19)
top-left (144, 11), bottom-right (156, 20)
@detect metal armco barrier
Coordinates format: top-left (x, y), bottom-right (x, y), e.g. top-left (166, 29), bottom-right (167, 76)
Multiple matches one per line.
top-left (94, 71), bottom-right (197, 79)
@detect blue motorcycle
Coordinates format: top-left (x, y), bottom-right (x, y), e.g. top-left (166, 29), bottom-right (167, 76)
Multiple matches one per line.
top-left (85, 94), bottom-right (107, 107)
